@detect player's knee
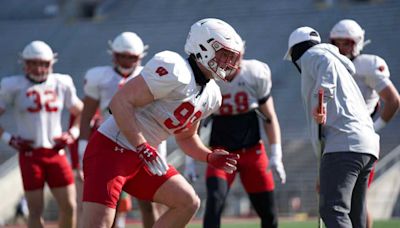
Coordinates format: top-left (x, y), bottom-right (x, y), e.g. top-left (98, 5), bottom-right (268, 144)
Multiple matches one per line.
top-left (319, 202), bottom-right (346, 221)
top-left (59, 199), bottom-right (76, 217)
top-left (186, 193), bottom-right (201, 214)
top-left (178, 192), bottom-right (200, 215)
top-left (28, 207), bottom-right (42, 218)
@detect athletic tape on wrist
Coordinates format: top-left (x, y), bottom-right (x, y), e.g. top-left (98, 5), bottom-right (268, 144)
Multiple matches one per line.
top-left (1, 131), bottom-right (12, 144)
top-left (271, 144), bottom-right (282, 159)
top-left (68, 127), bottom-right (80, 139)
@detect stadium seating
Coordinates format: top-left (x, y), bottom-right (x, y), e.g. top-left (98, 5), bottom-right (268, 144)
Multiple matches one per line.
top-left (0, 0), bottom-right (399, 223)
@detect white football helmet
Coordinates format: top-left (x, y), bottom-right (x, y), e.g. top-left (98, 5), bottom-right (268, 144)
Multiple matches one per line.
top-left (21, 40), bottom-right (56, 82)
top-left (22, 40), bottom-right (56, 62)
top-left (330, 19), bottom-right (367, 57)
top-left (109, 32), bottom-right (148, 57)
top-left (184, 18), bottom-right (243, 80)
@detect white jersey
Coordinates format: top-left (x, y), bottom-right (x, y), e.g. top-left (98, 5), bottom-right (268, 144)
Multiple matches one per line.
top-left (83, 65), bottom-right (143, 118)
top-left (214, 59), bottom-right (271, 115)
top-left (0, 74), bottom-right (81, 148)
top-left (352, 54), bottom-right (392, 114)
top-left (99, 51), bottom-right (222, 150)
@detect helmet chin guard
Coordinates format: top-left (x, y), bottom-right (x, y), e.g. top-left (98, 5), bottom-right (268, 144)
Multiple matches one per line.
top-left (185, 18), bottom-right (243, 80)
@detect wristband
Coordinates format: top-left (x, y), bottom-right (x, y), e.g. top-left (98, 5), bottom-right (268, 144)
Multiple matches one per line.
top-left (271, 144), bottom-right (282, 159)
top-left (1, 131), bottom-right (12, 144)
top-left (68, 127), bottom-right (80, 139)
top-left (373, 117), bottom-right (387, 132)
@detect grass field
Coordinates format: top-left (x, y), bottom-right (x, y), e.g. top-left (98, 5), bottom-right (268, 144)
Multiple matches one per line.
top-left (125, 218), bottom-right (400, 228)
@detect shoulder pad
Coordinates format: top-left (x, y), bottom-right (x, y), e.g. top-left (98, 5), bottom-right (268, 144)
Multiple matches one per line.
top-left (141, 51), bottom-right (192, 99)
top-left (354, 54), bottom-right (390, 78)
top-left (241, 59), bottom-right (271, 81)
top-left (0, 75), bottom-right (25, 93)
top-left (143, 51), bottom-right (191, 84)
top-left (52, 73), bottom-right (74, 86)
top-left (84, 66), bottom-right (114, 87)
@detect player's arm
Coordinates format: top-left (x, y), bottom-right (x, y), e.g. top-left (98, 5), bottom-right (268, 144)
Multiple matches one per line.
top-left (175, 121), bottom-right (209, 162)
top-left (258, 97), bottom-right (281, 145)
top-left (375, 84), bottom-right (400, 131)
top-left (109, 74), bottom-right (153, 147)
top-left (110, 75), bottom-right (171, 176)
top-left (68, 98), bottom-right (83, 136)
top-left (79, 96), bottom-right (100, 140)
top-left (175, 121), bottom-right (239, 174)
top-left (0, 79), bottom-right (34, 150)
top-left (0, 104), bottom-right (34, 151)
top-left (258, 97), bottom-right (286, 184)
top-left (53, 95), bottom-right (83, 151)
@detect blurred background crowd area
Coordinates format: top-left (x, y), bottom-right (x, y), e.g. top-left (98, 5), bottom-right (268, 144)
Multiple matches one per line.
top-left (0, 0), bottom-right (399, 225)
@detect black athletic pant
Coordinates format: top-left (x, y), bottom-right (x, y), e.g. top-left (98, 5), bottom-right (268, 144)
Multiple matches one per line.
top-left (203, 177), bottom-right (278, 228)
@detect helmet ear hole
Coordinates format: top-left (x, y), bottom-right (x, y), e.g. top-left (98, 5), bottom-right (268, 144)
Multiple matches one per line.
top-left (196, 53), bottom-right (202, 60)
top-left (199, 44), bottom-right (207, 51)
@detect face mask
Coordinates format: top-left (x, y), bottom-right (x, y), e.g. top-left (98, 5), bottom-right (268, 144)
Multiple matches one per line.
top-left (116, 65), bottom-right (135, 76)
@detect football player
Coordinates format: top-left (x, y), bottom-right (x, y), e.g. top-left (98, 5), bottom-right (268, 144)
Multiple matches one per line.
top-left (81, 18), bottom-right (241, 228)
top-left (330, 19), bottom-right (400, 228)
top-left (76, 32), bottom-right (166, 228)
top-left (0, 40), bottom-right (83, 228)
top-left (198, 39), bottom-right (286, 227)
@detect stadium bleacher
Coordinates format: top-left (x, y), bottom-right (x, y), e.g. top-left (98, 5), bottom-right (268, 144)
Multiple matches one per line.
top-left (0, 0), bottom-right (399, 224)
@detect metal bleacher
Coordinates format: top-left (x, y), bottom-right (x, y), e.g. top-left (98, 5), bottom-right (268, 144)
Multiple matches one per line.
top-left (0, 0), bottom-right (399, 223)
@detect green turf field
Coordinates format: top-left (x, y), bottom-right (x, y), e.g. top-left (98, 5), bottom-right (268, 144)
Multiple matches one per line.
top-left (126, 218), bottom-right (400, 228)
top-left (189, 220), bottom-right (400, 228)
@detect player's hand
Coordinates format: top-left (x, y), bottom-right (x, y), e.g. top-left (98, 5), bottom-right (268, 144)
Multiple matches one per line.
top-left (269, 144), bottom-right (286, 184)
top-left (74, 168), bottom-right (84, 182)
top-left (184, 156), bottom-right (198, 183)
top-left (9, 135), bottom-right (34, 152)
top-left (207, 149), bottom-right (239, 174)
top-left (53, 132), bottom-right (76, 151)
top-left (136, 142), bottom-right (169, 176)
top-left (269, 155), bottom-right (286, 184)
top-left (313, 105), bottom-right (326, 124)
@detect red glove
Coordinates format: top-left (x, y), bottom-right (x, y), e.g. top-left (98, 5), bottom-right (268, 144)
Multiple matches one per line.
top-left (9, 135), bottom-right (34, 152)
top-left (53, 132), bottom-right (76, 151)
top-left (207, 149), bottom-right (239, 174)
top-left (136, 142), bottom-right (169, 176)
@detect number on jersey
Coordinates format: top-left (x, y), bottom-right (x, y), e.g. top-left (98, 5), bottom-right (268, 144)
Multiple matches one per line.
top-left (26, 89), bottom-right (58, 113)
top-left (219, 91), bottom-right (249, 115)
top-left (164, 102), bottom-right (202, 134)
